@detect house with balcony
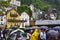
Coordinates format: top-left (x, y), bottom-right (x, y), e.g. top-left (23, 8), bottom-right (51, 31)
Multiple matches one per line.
top-left (6, 8), bottom-right (20, 28)
top-left (20, 12), bottom-right (30, 28)
top-left (20, 12), bottom-right (35, 28)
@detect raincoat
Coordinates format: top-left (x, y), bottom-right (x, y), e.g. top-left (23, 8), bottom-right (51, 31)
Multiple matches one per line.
top-left (30, 29), bottom-right (39, 40)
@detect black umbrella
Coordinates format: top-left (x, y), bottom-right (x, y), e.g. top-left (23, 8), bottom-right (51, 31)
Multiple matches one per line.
top-left (47, 30), bottom-right (58, 37)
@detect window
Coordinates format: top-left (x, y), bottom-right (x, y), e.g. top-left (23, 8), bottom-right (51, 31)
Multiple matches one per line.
top-left (10, 12), bottom-right (18, 17)
top-left (4, 22), bottom-right (6, 25)
top-left (10, 12), bottom-right (14, 14)
top-left (10, 24), bottom-right (12, 27)
top-left (18, 3), bottom-right (19, 5)
top-left (22, 23), bottom-right (24, 27)
top-left (1, 17), bottom-right (3, 21)
top-left (4, 17), bottom-right (6, 19)
top-left (1, 22), bottom-right (3, 25)
top-left (21, 18), bottom-right (24, 20)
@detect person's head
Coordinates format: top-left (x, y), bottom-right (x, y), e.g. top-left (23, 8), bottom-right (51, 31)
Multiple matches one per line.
top-left (30, 29), bottom-right (33, 33)
top-left (41, 28), bottom-right (46, 32)
top-left (30, 29), bottom-right (35, 34)
top-left (35, 28), bottom-right (39, 32)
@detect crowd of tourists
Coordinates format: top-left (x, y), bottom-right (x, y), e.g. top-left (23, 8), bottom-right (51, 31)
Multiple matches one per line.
top-left (0, 26), bottom-right (60, 40)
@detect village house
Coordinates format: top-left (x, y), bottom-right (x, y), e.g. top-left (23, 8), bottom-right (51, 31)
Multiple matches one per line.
top-left (5, 7), bottom-right (12, 12)
top-left (6, 8), bottom-right (20, 28)
top-left (10, 0), bottom-right (21, 6)
top-left (48, 8), bottom-right (57, 20)
top-left (0, 15), bottom-right (6, 27)
top-left (20, 12), bottom-right (35, 28)
top-left (20, 12), bottom-right (30, 28)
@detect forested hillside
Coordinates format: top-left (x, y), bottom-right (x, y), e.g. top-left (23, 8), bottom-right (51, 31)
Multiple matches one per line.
top-left (19, 0), bottom-right (60, 10)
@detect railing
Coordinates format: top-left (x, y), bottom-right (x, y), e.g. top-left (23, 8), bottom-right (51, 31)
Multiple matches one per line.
top-left (10, 13), bottom-right (18, 17)
top-left (20, 20), bottom-right (27, 22)
top-left (8, 19), bottom-right (27, 22)
top-left (8, 18), bottom-right (19, 22)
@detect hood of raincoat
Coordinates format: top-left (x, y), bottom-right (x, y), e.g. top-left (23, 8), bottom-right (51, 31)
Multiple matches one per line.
top-left (30, 29), bottom-right (39, 40)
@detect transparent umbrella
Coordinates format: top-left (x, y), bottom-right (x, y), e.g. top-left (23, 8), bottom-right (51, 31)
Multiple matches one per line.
top-left (10, 29), bottom-right (24, 35)
top-left (40, 26), bottom-right (48, 30)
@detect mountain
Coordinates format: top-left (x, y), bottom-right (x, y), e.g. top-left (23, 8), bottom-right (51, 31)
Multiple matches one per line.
top-left (19, 0), bottom-right (60, 10)
top-left (42, 0), bottom-right (60, 10)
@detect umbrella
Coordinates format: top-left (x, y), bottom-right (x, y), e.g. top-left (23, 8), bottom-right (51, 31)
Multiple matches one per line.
top-left (24, 27), bottom-right (34, 32)
top-left (6, 28), bottom-right (13, 31)
top-left (40, 26), bottom-right (48, 30)
top-left (24, 27), bottom-right (37, 30)
top-left (9, 29), bottom-right (13, 31)
top-left (47, 30), bottom-right (58, 37)
top-left (48, 28), bottom-right (52, 30)
top-left (10, 29), bottom-right (24, 35)
top-left (53, 26), bottom-right (60, 30)
top-left (10, 26), bottom-right (18, 30)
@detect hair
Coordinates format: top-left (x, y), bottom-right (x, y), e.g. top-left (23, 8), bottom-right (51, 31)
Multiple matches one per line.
top-left (41, 28), bottom-right (46, 31)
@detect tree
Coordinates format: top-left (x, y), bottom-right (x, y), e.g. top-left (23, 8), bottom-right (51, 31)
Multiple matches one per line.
top-left (19, 0), bottom-right (60, 10)
top-left (0, 1), bottom-right (10, 7)
top-left (17, 5), bottom-right (32, 17)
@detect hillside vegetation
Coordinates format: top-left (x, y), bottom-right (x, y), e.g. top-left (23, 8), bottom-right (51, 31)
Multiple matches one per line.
top-left (19, 0), bottom-right (60, 10)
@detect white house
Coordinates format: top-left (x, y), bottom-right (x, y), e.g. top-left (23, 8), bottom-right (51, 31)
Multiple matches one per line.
top-left (0, 15), bottom-right (6, 27)
top-left (10, 0), bottom-right (21, 6)
top-left (5, 7), bottom-right (12, 12)
top-left (20, 12), bottom-right (30, 28)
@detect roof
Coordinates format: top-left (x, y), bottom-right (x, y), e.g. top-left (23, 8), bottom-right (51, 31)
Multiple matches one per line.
top-left (21, 12), bottom-right (30, 16)
top-left (6, 8), bottom-right (21, 15)
top-left (35, 20), bottom-right (60, 25)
